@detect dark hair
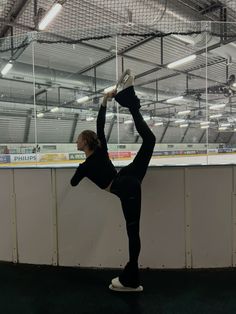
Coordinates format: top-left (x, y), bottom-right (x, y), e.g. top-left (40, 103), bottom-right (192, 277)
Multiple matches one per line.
top-left (81, 130), bottom-right (101, 150)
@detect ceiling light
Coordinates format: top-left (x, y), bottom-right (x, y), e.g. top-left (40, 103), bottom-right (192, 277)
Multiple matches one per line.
top-left (50, 107), bottom-right (59, 112)
top-left (179, 123), bottom-right (188, 128)
top-left (124, 119), bottom-right (133, 124)
top-left (201, 125), bottom-right (209, 129)
top-left (175, 119), bottom-right (185, 124)
top-left (171, 34), bottom-right (195, 45)
top-left (144, 116), bottom-right (151, 121)
top-left (167, 96), bottom-right (184, 103)
top-left (86, 116), bottom-right (94, 122)
top-left (77, 96), bottom-right (89, 104)
top-left (177, 110), bottom-right (191, 115)
top-left (200, 121), bottom-right (210, 126)
top-left (218, 126), bottom-right (227, 131)
top-left (233, 83), bottom-right (236, 88)
top-left (37, 112), bottom-right (44, 118)
top-left (154, 122), bottom-right (163, 126)
top-left (1, 61), bottom-right (13, 76)
top-left (104, 85), bottom-right (116, 93)
top-left (106, 113), bottom-right (113, 118)
top-left (209, 104), bottom-right (226, 110)
top-left (38, 3), bottom-right (63, 30)
top-left (167, 54), bottom-right (196, 69)
top-left (209, 114), bottom-right (222, 119)
top-left (220, 123), bottom-right (231, 127)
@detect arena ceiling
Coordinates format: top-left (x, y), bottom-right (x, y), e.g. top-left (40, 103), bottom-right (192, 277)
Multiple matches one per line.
top-left (0, 0), bottom-right (236, 144)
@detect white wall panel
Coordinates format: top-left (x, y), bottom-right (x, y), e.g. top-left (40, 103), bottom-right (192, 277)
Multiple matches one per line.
top-left (14, 169), bottom-right (53, 264)
top-left (189, 166), bottom-right (232, 268)
top-left (0, 169), bottom-right (13, 261)
top-left (56, 169), bottom-right (127, 267)
top-left (141, 168), bottom-right (186, 268)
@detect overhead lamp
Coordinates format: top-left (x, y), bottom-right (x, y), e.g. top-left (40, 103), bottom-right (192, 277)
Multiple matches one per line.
top-left (154, 122), bottom-right (163, 126)
top-left (179, 123), bottom-right (188, 128)
top-left (77, 96), bottom-right (89, 104)
top-left (106, 112), bottom-right (113, 118)
top-left (200, 121), bottom-right (210, 126)
top-left (124, 119), bottom-right (133, 124)
top-left (209, 104), bottom-right (226, 110)
top-left (86, 116), bottom-right (94, 122)
top-left (104, 85), bottom-right (116, 93)
top-left (218, 126), bottom-right (227, 131)
top-left (167, 54), bottom-right (196, 69)
top-left (171, 34), bottom-right (195, 45)
top-left (220, 123), bottom-right (231, 127)
top-left (177, 110), bottom-right (191, 115)
top-left (209, 114), bottom-right (222, 119)
top-left (1, 61), bottom-right (13, 76)
top-left (174, 119), bottom-right (185, 124)
top-left (37, 112), bottom-right (44, 118)
top-left (201, 125), bottom-right (209, 129)
top-left (50, 107), bottom-right (59, 112)
top-left (38, 3), bottom-right (63, 30)
top-left (144, 116), bottom-right (151, 121)
top-left (167, 96), bottom-right (184, 103)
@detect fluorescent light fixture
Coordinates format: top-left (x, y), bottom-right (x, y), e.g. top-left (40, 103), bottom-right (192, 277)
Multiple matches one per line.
top-left (209, 114), bottom-right (222, 119)
top-left (86, 116), bottom-right (94, 122)
top-left (200, 121), bottom-right (210, 126)
top-left (144, 116), bottom-right (151, 121)
top-left (77, 96), bottom-right (89, 104)
top-left (218, 126), bottom-right (227, 131)
top-left (177, 110), bottom-right (191, 115)
top-left (179, 123), bottom-right (188, 128)
top-left (1, 61), bottom-right (13, 76)
top-left (166, 96), bottom-right (184, 103)
top-left (201, 125), bottom-right (209, 129)
top-left (220, 123), bottom-right (231, 127)
top-left (167, 54), bottom-right (196, 69)
top-left (154, 122), bottom-right (163, 126)
top-left (106, 112), bottom-right (113, 118)
top-left (209, 104), bottom-right (226, 110)
top-left (104, 85), bottom-right (116, 93)
top-left (38, 3), bottom-right (63, 30)
top-left (124, 119), bottom-right (133, 124)
top-left (37, 112), bottom-right (44, 118)
top-left (172, 34), bottom-right (195, 45)
top-left (50, 107), bottom-right (59, 112)
top-left (174, 119), bottom-right (185, 124)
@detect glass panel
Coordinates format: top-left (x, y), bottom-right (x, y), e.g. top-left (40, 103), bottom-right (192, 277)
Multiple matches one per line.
top-left (32, 31), bottom-right (117, 167)
top-left (0, 32), bottom-right (35, 167)
top-left (206, 22), bottom-right (236, 165)
top-left (116, 21), bottom-right (208, 166)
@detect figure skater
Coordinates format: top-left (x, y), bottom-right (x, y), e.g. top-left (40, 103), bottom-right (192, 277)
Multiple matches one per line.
top-left (71, 70), bottom-right (156, 292)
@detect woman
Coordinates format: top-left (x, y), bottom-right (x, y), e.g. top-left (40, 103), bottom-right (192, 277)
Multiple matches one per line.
top-left (71, 70), bottom-right (156, 292)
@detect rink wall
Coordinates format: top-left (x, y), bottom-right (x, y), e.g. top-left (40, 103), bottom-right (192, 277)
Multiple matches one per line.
top-left (0, 165), bottom-right (236, 269)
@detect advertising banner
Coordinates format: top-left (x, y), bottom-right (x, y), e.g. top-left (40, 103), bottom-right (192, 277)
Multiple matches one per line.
top-left (0, 155), bottom-right (11, 163)
top-left (10, 154), bottom-right (38, 163)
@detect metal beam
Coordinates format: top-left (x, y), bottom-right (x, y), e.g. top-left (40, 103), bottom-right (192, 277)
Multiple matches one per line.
top-left (78, 36), bottom-right (158, 74)
top-left (199, 130), bottom-right (206, 143)
top-left (106, 115), bottom-right (116, 142)
top-left (160, 121), bottom-right (170, 143)
top-left (23, 109), bottom-right (32, 142)
top-left (0, 0), bottom-right (32, 38)
top-left (180, 125), bottom-right (190, 143)
top-left (69, 113), bottom-right (79, 143)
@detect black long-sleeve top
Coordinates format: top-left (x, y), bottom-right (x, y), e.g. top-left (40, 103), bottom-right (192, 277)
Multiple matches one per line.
top-left (70, 105), bottom-right (117, 189)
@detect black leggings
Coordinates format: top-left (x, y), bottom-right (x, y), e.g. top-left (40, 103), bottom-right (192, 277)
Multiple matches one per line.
top-left (110, 97), bottom-right (156, 268)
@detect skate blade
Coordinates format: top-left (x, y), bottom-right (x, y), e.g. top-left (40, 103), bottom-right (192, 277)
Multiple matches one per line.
top-left (109, 284), bottom-right (143, 292)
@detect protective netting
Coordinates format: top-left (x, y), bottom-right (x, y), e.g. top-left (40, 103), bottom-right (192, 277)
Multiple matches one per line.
top-left (0, 0), bottom-right (236, 52)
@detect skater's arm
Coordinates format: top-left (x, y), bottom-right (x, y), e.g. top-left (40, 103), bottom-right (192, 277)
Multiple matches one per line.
top-left (96, 97), bottom-right (108, 151)
top-left (70, 164), bottom-right (86, 186)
